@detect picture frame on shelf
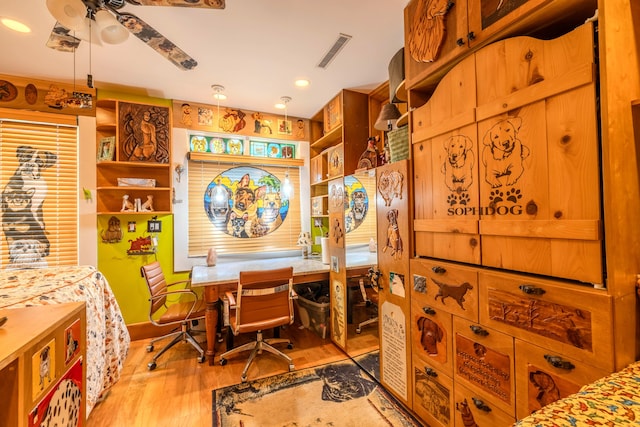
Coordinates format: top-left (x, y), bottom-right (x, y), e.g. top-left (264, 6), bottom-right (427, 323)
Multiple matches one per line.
top-left (98, 136), bottom-right (115, 161)
top-left (250, 141), bottom-right (267, 157)
top-left (281, 144), bottom-right (295, 159)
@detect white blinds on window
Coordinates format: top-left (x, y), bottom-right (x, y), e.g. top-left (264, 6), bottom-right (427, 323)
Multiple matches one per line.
top-left (0, 110), bottom-right (78, 268)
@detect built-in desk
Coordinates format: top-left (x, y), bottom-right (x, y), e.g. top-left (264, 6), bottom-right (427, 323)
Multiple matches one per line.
top-left (191, 251), bottom-right (376, 364)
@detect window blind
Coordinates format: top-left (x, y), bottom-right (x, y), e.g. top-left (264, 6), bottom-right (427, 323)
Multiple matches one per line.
top-left (188, 161), bottom-right (301, 256)
top-left (0, 109), bottom-right (78, 268)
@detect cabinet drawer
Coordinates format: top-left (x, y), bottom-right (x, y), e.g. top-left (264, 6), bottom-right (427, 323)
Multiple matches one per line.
top-left (454, 382), bottom-right (515, 427)
top-left (453, 317), bottom-right (515, 416)
top-left (411, 291), bottom-right (454, 375)
top-left (479, 270), bottom-right (614, 371)
top-left (515, 339), bottom-right (610, 420)
top-left (410, 259), bottom-right (479, 321)
top-left (413, 354), bottom-right (455, 427)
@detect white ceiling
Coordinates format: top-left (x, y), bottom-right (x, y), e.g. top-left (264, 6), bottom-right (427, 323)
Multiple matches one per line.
top-left (0, 0), bottom-right (408, 118)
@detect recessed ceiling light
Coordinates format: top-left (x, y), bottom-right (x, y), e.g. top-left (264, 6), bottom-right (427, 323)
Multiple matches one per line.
top-left (295, 79), bottom-right (310, 88)
top-left (1, 17), bottom-right (31, 33)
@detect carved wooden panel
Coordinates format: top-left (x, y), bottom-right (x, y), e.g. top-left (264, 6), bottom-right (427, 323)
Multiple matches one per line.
top-left (454, 381), bottom-right (516, 427)
top-left (453, 317), bottom-right (515, 416)
top-left (412, 356), bottom-right (454, 427)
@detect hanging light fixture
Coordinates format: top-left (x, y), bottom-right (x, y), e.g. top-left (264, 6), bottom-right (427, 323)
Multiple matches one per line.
top-left (211, 84), bottom-right (225, 131)
top-left (374, 103), bottom-right (402, 131)
top-left (46, 0), bottom-right (87, 31)
top-left (282, 169), bottom-right (293, 199)
top-left (95, 9), bottom-right (129, 44)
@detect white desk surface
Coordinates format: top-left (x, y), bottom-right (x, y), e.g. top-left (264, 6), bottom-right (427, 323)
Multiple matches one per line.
top-left (191, 248), bottom-right (377, 286)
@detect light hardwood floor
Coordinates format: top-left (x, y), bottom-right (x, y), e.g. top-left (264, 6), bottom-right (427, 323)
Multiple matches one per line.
top-left (87, 322), bottom-right (379, 427)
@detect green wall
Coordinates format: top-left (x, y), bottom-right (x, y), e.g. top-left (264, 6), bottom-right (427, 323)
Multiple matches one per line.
top-left (97, 213), bottom-right (189, 324)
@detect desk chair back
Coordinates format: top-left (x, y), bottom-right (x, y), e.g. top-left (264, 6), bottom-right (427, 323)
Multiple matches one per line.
top-left (231, 266), bottom-right (294, 335)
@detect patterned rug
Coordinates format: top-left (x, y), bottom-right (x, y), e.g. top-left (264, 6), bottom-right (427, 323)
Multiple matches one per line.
top-left (212, 356), bottom-right (420, 426)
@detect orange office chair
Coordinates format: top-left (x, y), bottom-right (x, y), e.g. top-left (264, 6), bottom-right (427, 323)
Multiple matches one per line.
top-left (219, 266), bottom-right (296, 382)
top-left (141, 261), bottom-right (206, 370)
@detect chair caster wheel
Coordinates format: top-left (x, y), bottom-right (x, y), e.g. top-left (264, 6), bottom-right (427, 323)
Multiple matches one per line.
top-left (147, 361), bottom-right (157, 370)
top-left (356, 328), bottom-right (362, 334)
top-left (289, 364), bottom-right (295, 372)
top-left (146, 345), bottom-right (154, 352)
top-left (220, 358), bottom-right (227, 366)
top-left (197, 355), bottom-right (205, 363)
top-left (241, 375), bottom-right (247, 382)
top-left (287, 343), bottom-right (293, 349)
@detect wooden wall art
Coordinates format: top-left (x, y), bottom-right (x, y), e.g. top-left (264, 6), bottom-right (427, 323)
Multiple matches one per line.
top-left (118, 102), bottom-right (170, 163)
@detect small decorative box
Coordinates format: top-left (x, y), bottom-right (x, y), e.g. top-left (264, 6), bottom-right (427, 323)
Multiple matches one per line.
top-left (117, 178), bottom-right (156, 187)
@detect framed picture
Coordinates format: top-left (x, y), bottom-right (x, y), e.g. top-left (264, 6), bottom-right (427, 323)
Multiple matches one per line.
top-left (278, 119), bottom-right (292, 135)
top-left (267, 143), bottom-right (281, 158)
top-left (250, 141), bottom-right (267, 157)
top-left (98, 136), bottom-right (115, 161)
top-left (147, 219), bottom-right (162, 233)
top-left (281, 144), bottom-right (295, 159)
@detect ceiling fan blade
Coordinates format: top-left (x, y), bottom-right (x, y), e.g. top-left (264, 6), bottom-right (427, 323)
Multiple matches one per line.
top-left (116, 12), bottom-right (198, 70)
top-left (124, 0), bottom-right (225, 9)
top-left (46, 22), bottom-right (82, 52)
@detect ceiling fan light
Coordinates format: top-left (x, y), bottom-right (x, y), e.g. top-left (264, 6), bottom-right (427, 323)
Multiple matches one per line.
top-left (46, 0), bottom-right (87, 31)
top-left (95, 10), bottom-right (129, 44)
top-left (72, 18), bottom-right (101, 45)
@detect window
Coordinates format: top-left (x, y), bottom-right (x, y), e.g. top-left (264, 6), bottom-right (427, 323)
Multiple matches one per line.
top-left (188, 161), bottom-right (301, 256)
top-left (0, 108), bottom-right (78, 268)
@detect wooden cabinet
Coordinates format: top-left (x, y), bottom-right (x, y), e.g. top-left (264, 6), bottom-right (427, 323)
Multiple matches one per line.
top-left (95, 98), bottom-right (172, 214)
top-left (399, 10), bottom-right (638, 424)
top-left (0, 302), bottom-right (86, 427)
top-left (309, 90), bottom-right (369, 250)
top-left (404, 0), bottom-right (596, 96)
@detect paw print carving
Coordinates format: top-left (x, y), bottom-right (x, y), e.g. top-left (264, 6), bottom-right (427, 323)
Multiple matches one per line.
top-left (447, 194), bottom-right (458, 206)
top-left (506, 188), bottom-right (522, 203)
top-left (458, 193), bottom-right (470, 206)
top-left (489, 190), bottom-right (504, 205)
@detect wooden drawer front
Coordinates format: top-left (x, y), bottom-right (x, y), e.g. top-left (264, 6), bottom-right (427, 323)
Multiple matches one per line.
top-left (478, 271), bottom-right (614, 371)
top-left (453, 317), bottom-right (515, 416)
top-left (474, 23), bottom-right (602, 284)
top-left (411, 290), bottom-right (454, 375)
top-left (413, 355), bottom-right (455, 427)
top-left (515, 339), bottom-right (610, 420)
top-left (454, 382), bottom-right (515, 427)
top-left (410, 258), bottom-right (479, 321)
top-left (327, 144), bottom-right (343, 178)
top-left (412, 54), bottom-right (480, 265)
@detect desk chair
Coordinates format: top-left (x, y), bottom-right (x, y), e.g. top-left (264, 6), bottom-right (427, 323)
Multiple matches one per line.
top-left (141, 261), bottom-right (206, 370)
top-left (356, 277), bottom-right (379, 334)
top-left (219, 266), bottom-right (295, 382)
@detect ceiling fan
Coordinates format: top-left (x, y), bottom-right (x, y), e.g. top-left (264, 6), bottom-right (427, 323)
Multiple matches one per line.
top-left (45, 0), bottom-right (225, 70)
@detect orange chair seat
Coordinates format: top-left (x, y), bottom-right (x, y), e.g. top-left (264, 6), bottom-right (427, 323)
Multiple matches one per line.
top-left (158, 299), bottom-right (206, 324)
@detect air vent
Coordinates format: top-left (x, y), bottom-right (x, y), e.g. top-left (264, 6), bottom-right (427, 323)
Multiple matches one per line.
top-left (317, 33), bottom-right (352, 69)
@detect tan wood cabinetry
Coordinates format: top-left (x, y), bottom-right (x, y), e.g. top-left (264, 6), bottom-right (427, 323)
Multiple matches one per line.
top-left (399, 0), bottom-right (640, 423)
top-left (95, 98), bottom-right (172, 214)
top-left (404, 0), bottom-right (596, 97)
top-left (0, 302), bottom-right (86, 427)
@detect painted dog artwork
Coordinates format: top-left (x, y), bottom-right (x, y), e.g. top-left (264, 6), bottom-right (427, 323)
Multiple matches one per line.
top-left (1, 146), bottom-right (57, 268)
top-left (430, 278), bottom-right (473, 310)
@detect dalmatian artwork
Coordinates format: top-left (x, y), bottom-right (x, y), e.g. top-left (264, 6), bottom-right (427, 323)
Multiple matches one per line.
top-left (38, 379), bottom-right (82, 427)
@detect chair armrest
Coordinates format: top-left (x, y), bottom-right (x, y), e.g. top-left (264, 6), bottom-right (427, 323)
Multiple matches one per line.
top-left (224, 291), bottom-right (237, 307)
top-left (166, 279), bottom-right (192, 289)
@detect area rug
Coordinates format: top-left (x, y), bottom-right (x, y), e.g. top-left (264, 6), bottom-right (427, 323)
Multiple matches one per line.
top-left (212, 357), bottom-right (420, 426)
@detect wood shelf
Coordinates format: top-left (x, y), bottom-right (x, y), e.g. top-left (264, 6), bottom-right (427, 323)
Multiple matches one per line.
top-left (310, 124), bottom-right (343, 152)
top-left (188, 152), bottom-right (304, 167)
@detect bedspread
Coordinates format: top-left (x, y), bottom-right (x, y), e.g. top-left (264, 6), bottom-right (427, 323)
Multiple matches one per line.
top-left (0, 265), bottom-right (130, 416)
top-left (514, 361), bottom-right (640, 426)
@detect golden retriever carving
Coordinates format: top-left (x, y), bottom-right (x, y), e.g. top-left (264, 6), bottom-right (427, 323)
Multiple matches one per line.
top-left (442, 135), bottom-right (474, 192)
top-left (481, 117), bottom-right (530, 188)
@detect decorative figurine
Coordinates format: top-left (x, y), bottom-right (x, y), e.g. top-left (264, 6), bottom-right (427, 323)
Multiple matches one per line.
top-left (121, 194), bottom-right (134, 212)
top-left (140, 195), bottom-right (154, 212)
top-left (357, 136), bottom-right (379, 170)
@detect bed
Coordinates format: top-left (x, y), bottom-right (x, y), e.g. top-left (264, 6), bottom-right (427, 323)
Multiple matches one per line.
top-left (514, 361), bottom-right (640, 426)
top-left (0, 265), bottom-right (130, 416)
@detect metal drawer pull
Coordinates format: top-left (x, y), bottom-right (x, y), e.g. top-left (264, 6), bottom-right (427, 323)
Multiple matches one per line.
top-left (432, 266), bottom-right (447, 274)
top-left (456, 38), bottom-right (465, 46)
top-left (469, 325), bottom-right (489, 336)
top-left (422, 306), bottom-right (436, 315)
top-left (544, 354), bottom-right (575, 370)
top-left (467, 31), bottom-right (476, 41)
top-left (519, 285), bottom-right (546, 295)
top-left (446, 1), bottom-right (455, 11)
top-left (472, 397), bottom-right (492, 412)
top-left (424, 367), bottom-right (438, 377)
